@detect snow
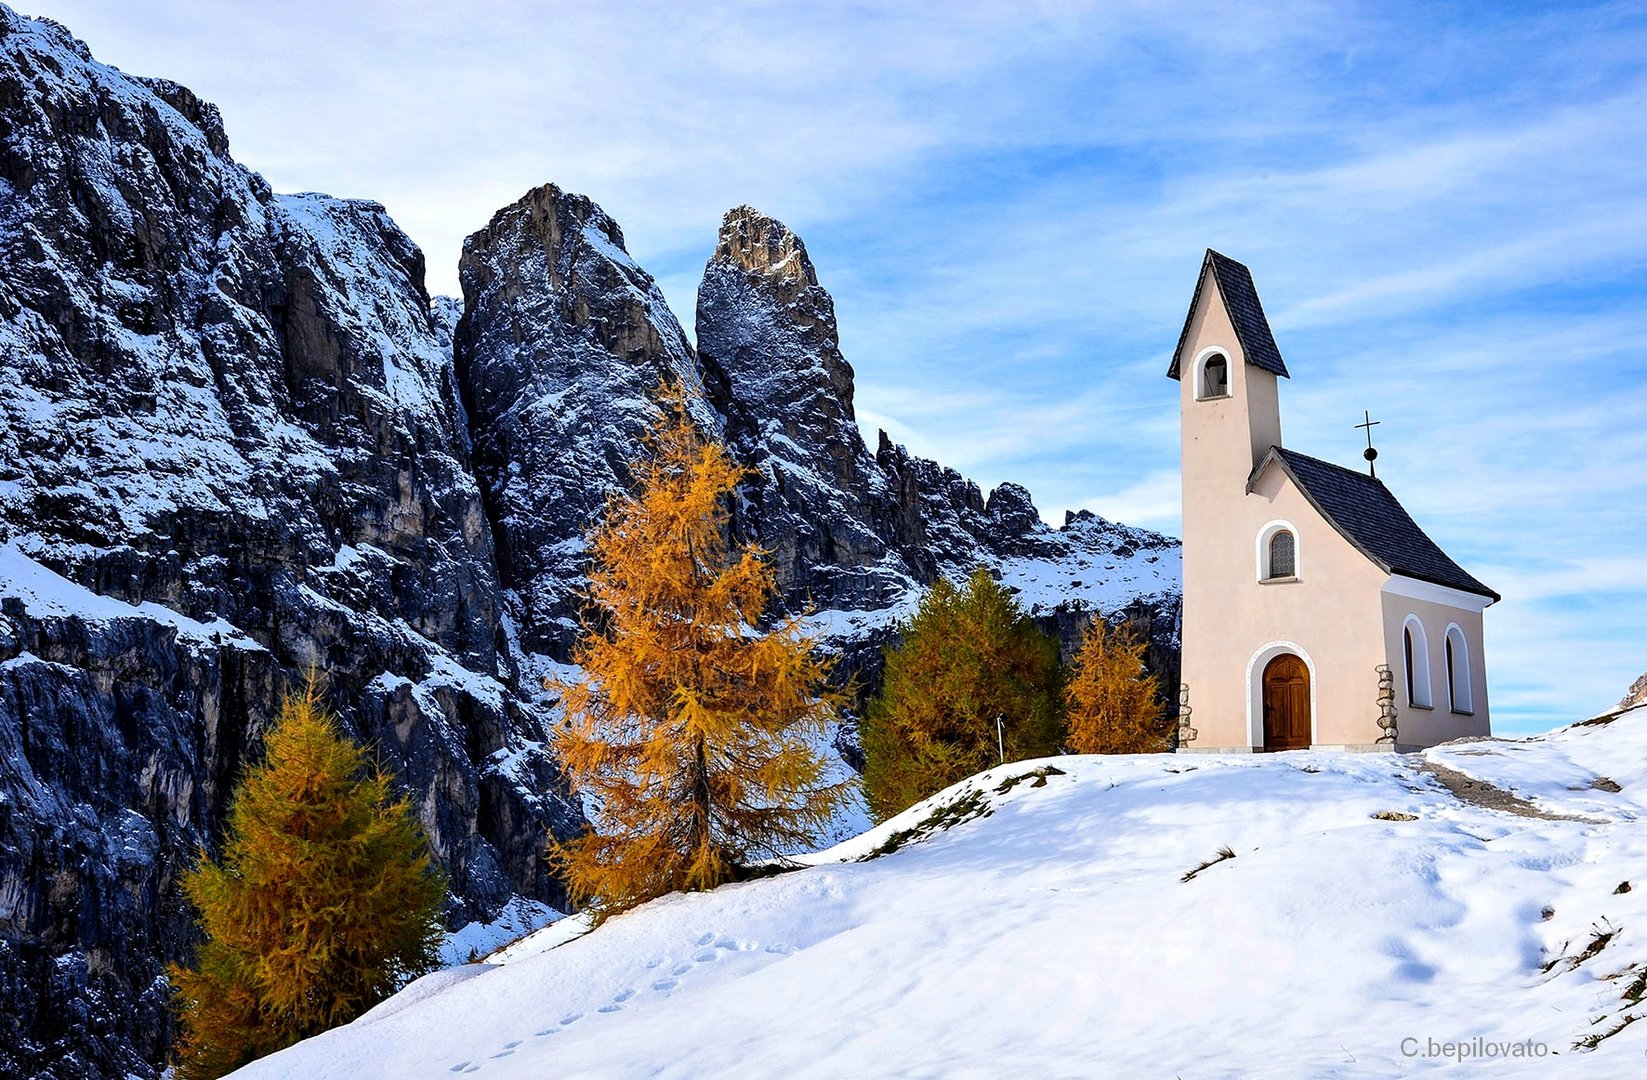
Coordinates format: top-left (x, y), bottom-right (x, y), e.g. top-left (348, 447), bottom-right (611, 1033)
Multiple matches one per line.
top-left (1426, 709), bottom-right (1647, 820)
top-left (577, 221), bottom-right (638, 273)
top-left (995, 541), bottom-right (1179, 617)
top-left (0, 542), bottom-right (264, 651)
top-left (489, 912), bottom-right (595, 965)
top-left (420, 649), bottom-right (508, 712)
top-left (233, 710), bottom-right (1647, 1078)
top-left (365, 672), bottom-right (414, 696)
top-left (439, 896), bottom-right (565, 967)
top-left (798, 527), bottom-right (1177, 648)
top-left (798, 592), bottom-right (920, 643)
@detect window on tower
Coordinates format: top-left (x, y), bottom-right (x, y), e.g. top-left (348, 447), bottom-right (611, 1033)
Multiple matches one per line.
top-left (1199, 353), bottom-right (1229, 399)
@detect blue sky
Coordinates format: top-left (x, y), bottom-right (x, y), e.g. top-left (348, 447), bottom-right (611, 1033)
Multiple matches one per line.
top-left (21, 0), bottom-right (1647, 734)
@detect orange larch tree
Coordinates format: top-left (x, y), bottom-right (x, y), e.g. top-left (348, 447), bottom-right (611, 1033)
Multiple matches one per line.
top-left (1064, 617), bottom-right (1168, 754)
top-left (549, 387), bottom-right (851, 921)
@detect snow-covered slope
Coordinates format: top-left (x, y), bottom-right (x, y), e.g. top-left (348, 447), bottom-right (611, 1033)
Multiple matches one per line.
top-left (238, 709), bottom-right (1647, 1078)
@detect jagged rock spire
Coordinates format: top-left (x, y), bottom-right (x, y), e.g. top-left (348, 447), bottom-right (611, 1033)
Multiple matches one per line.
top-left (696, 205), bottom-right (895, 607)
top-left (455, 183), bottom-right (704, 654)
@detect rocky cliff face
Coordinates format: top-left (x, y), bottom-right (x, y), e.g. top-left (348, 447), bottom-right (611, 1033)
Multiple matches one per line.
top-left (696, 205), bottom-right (902, 611)
top-left (0, 7), bottom-right (1179, 1078)
top-left (452, 191), bottom-right (1180, 691)
top-left (0, 11), bottom-right (577, 1078)
top-left (454, 184), bottom-right (704, 659)
top-left (691, 206), bottom-right (1179, 692)
top-left (1621, 672), bottom-right (1647, 713)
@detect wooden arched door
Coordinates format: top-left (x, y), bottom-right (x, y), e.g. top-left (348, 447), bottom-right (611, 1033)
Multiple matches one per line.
top-left (1262, 654), bottom-right (1311, 751)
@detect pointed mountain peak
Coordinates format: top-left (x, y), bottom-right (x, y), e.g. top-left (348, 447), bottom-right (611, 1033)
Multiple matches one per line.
top-left (462, 182), bottom-right (634, 279)
top-left (713, 205), bottom-right (819, 288)
top-left (455, 182), bottom-right (701, 653)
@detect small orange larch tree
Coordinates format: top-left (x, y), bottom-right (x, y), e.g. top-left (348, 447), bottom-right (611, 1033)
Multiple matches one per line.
top-left (1064, 617), bottom-right (1169, 754)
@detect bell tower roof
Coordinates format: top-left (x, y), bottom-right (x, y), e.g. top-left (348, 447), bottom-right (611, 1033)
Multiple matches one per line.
top-left (1167, 249), bottom-right (1289, 380)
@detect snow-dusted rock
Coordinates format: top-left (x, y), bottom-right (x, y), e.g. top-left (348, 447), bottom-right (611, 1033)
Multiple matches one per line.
top-left (1619, 672), bottom-right (1647, 712)
top-left (0, 11), bottom-right (575, 1077)
top-left (454, 193), bottom-right (1182, 697)
top-left (697, 205), bottom-right (900, 610)
top-left (454, 183), bottom-right (702, 657)
top-left (695, 205), bottom-right (1181, 685)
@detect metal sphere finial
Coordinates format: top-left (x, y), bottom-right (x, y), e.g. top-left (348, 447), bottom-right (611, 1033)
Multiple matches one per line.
top-left (1355, 410), bottom-right (1382, 477)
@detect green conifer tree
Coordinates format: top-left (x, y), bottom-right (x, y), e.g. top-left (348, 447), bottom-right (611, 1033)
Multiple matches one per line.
top-left (169, 678), bottom-right (445, 1079)
top-left (862, 568), bottom-right (1064, 820)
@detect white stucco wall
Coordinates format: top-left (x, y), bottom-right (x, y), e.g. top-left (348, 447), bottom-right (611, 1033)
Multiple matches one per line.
top-left (1379, 581), bottom-right (1493, 745)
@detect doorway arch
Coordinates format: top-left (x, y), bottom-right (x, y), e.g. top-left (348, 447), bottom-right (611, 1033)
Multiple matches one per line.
top-left (1262, 654), bottom-right (1312, 751)
top-left (1245, 641), bottom-right (1317, 750)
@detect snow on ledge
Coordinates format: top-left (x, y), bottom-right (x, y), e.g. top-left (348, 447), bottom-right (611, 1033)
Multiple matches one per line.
top-left (0, 543), bottom-right (265, 651)
top-left (439, 895), bottom-right (565, 967)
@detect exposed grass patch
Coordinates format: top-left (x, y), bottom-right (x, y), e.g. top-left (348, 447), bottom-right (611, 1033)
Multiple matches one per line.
top-left (863, 788), bottom-right (993, 860)
top-left (864, 765), bottom-right (1073, 861)
top-left (1181, 846), bottom-right (1237, 883)
top-left (1575, 953), bottom-right (1647, 1050)
top-left (1545, 920), bottom-right (1620, 974)
top-left (1574, 1012), bottom-right (1639, 1051)
top-left (1576, 924), bottom-right (1619, 966)
top-left (734, 860), bottom-right (805, 882)
top-left (994, 765), bottom-right (1066, 795)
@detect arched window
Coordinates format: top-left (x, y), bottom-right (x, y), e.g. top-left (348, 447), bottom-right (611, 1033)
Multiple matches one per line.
top-left (1402, 616), bottom-right (1432, 708)
top-left (1267, 530), bottom-right (1295, 579)
top-left (1445, 624), bottom-right (1473, 714)
top-left (1198, 353), bottom-right (1229, 400)
top-left (1257, 521), bottom-right (1299, 582)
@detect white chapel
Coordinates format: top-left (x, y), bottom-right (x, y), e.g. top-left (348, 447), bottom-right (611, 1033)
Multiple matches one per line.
top-left (1170, 250), bottom-right (1497, 753)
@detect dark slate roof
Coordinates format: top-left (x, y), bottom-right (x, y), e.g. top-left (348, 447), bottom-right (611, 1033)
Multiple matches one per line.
top-left (1168, 249), bottom-right (1289, 380)
top-left (1249, 447), bottom-right (1500, 602)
